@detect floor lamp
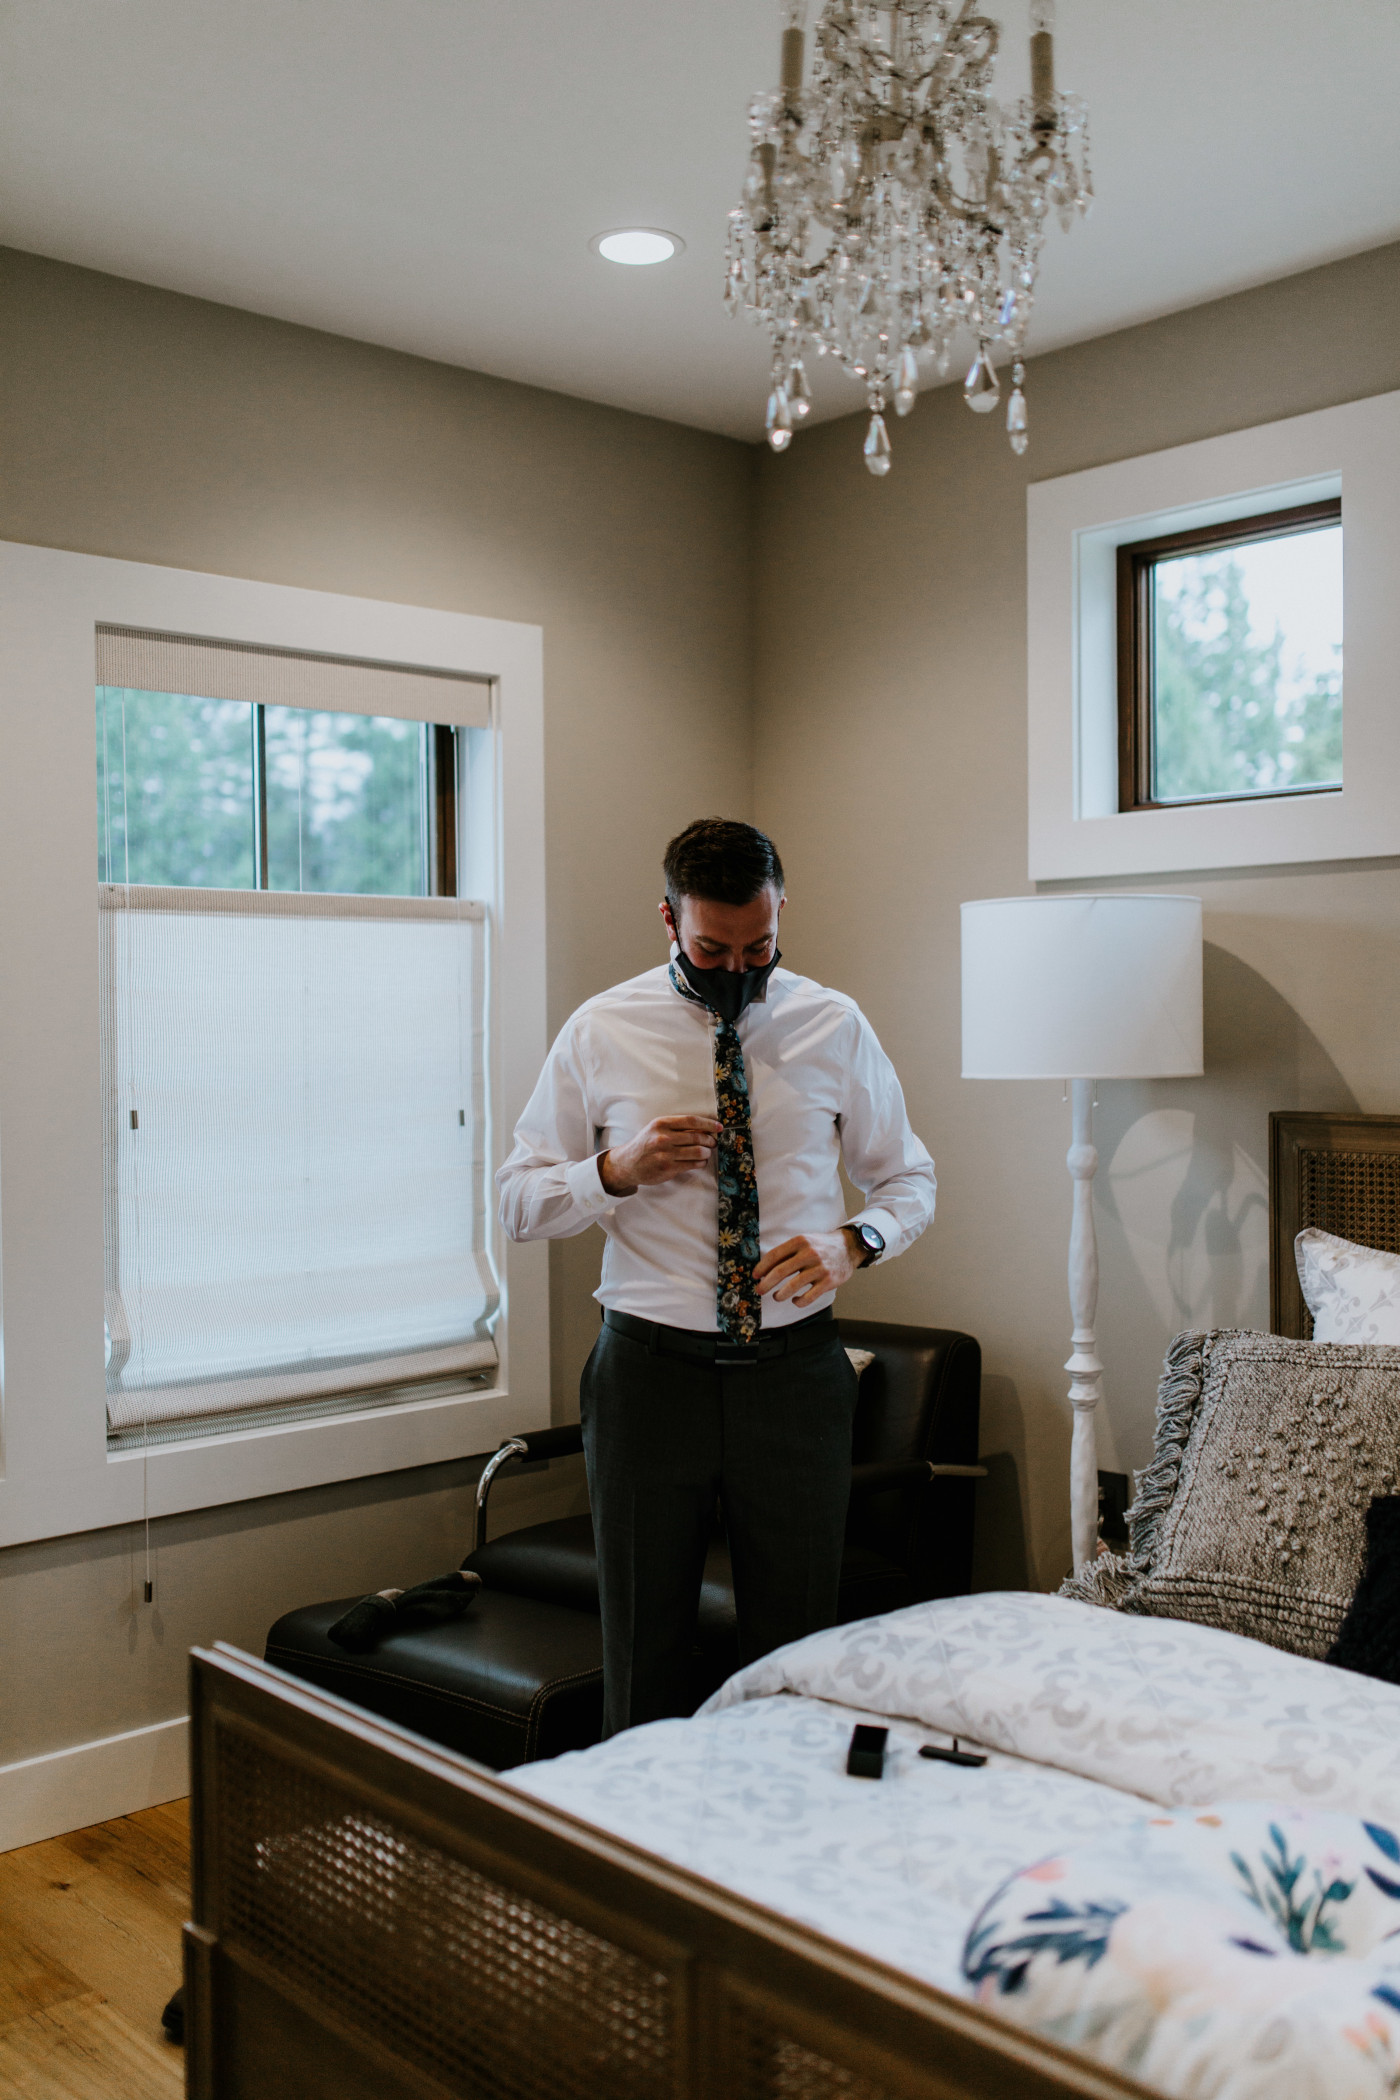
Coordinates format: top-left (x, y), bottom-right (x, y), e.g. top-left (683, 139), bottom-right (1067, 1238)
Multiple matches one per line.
top-left (960, 894), bottom-right (1203, 1574)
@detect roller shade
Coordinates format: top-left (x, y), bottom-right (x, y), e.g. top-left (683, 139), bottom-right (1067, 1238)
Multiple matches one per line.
top-left (96, 626), bottom-right (492, 729)
top-left (101, 886), bottom-right (497, 1441)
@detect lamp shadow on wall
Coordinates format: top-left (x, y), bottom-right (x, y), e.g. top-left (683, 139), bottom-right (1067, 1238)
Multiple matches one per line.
top-left (1088, 939), bottom-right (1359, 1467)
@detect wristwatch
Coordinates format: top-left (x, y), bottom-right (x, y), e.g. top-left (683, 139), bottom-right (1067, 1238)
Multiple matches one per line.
top-left (847, 1222), bottom-right (885, 1268)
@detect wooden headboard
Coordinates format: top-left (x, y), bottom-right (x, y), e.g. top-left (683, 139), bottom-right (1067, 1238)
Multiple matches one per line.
top-left (1270, 1111), bottom-right (1400, 1337)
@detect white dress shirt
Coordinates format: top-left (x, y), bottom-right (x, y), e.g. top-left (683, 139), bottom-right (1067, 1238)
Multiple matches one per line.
top-left (497, 963), bottom-right (936, 1332)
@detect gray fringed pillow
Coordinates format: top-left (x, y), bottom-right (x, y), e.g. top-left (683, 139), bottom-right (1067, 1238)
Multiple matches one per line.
top-left (1062, 1329), bottom-right (1400, 1658)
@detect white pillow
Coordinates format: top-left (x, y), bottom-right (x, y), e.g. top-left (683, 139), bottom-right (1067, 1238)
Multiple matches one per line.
top-left (1295, 1226), bottom-right (1400, 1344)
top-left (844, 1347), bottom-right (875, 1376)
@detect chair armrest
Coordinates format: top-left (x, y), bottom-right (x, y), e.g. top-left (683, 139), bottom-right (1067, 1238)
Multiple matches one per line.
top-left (848, 1459), bottom-right (988, 1501)
top-left (518, 1424), bottom-right (585, 1463)
top-left (473, 1424), bottom-right (586, 1552)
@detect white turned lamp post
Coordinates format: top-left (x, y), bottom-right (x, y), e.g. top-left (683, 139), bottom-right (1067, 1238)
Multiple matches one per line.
top-left (960, 895), bottom-right (1203, 1575)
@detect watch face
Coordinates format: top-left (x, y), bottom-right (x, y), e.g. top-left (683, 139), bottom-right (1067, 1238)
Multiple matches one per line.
top-left (859, 1224), bottom-right (884, 1256)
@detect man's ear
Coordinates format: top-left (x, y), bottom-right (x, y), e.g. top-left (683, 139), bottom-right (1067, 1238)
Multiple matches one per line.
top-left (659, 898), bottom-right (678, 944)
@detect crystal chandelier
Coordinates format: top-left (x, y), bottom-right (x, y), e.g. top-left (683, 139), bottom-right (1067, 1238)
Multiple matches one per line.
top-left (726, 0), bottom-right (1091, 474)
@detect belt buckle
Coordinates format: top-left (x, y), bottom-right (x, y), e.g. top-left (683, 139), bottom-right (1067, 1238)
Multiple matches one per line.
top-left (715, 1339), bottom-right (761, 1368)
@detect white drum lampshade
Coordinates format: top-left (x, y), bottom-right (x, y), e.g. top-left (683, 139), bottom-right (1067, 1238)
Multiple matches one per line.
top-left (960, 892), bottom-right (1204, 1577)
top-left (961, 894), bottom-right (1203, 1082)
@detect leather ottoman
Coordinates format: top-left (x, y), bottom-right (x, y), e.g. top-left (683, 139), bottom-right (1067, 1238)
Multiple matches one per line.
top-left (264, 1585), bottom-right (605, 1770)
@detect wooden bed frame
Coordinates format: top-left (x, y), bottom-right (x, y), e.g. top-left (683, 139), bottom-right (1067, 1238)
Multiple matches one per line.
top-left (190, 1113), bottom-right (1400, 2100)
top-left (187, 1642), bottom-right (1152, 2100)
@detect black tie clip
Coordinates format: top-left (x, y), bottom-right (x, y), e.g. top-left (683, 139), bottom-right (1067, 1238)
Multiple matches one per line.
top-left (920, 1738), bottom-right (987, 1768)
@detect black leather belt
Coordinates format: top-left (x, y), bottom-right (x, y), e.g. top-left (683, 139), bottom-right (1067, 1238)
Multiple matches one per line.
top-left (602, 1305), bottom-right (835, 1368)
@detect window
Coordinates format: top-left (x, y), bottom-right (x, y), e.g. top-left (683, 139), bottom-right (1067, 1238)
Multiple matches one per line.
top-left (98, 667), bottom-right (460, 898)
top-left (1024, 391), bottom-right (1400, 881)
top-left (95, 628), bottom-right (497, 1448)
top-left (0, 543), bottom-right (546, 1548)
top-left (1117, 499), bottom-right (1342, 812)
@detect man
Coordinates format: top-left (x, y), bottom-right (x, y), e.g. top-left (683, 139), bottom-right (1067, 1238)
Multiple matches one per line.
top-left (497, 818), bottom-right (936, 1735)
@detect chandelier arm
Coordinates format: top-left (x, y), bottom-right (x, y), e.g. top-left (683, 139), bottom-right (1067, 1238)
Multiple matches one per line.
top-left (822, 14), bottom-right (982, 102)
top-left (818, 17), bottom-right (1006, 133)
top-left (943, 194), bottom-right (1009, 234)
top-left (928, 0), bottom-right (992, 94)
top-left (927, 160), bottom-right (1006, 230)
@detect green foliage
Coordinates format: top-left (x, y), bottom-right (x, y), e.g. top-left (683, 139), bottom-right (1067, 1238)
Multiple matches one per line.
top-left (265, 708), bottom-right (425, 897)
top-left (1152, 556), bottom-right (1342, 802)
top-left (98, 688), bottom-right (254, 887)
top-left (97, 691), bottom-right (428, 896)
top-left (963, 1895), bottom-right (1129, 1996)
top-left (1231, 1824), bottom-right (1353, 1954)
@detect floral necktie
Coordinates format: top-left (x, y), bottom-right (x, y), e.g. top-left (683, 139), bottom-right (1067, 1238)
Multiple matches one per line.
top-left (669, 963), bottom-right (761, 1342)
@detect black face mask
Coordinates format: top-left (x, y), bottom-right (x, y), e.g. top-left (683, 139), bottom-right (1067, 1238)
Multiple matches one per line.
top-left (673, 947), bottom-right (782, 1024)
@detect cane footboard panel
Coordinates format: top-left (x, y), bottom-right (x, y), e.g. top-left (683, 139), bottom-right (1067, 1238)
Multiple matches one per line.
top-left (188, 1645), bottom-right (1151, 2100)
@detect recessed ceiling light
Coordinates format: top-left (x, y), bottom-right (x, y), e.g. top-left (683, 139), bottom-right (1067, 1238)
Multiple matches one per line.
top-left (592, 229), bottom-right (684, 267)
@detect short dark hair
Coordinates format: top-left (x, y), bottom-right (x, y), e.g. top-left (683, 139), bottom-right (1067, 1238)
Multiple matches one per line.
top-left (663, 818), bottom-right (785, 915)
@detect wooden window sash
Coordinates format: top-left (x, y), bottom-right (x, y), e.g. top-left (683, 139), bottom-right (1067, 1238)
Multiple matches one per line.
top-left (1116, 496), bottom-right (1342, 814)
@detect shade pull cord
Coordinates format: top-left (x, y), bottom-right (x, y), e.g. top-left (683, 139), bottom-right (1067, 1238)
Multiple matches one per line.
top-left (143, 1437), bottom-right (152, 1604)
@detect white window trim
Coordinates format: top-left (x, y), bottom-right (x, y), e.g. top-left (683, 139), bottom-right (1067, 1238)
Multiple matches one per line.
top-left (0, 542), bottom-right (548, 1547)
top-left (1027, 388), bottom-right (1400, 881)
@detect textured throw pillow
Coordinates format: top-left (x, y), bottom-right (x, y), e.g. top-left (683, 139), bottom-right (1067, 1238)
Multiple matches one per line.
top-left (1328, 1496), bottom-right (1400, 1684)
top-left (1296, 1227), bottom-right (1400, 1344)
top-left (1063, 1330), bottom-right (1400, 1659)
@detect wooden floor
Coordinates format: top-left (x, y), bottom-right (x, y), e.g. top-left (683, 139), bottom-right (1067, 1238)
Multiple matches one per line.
top-left (0, 1800), bottom-right (188, 2099)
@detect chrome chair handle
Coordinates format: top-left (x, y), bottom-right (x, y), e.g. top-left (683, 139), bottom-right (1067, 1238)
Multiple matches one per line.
top-left (473, 1438), bottom-right (529, 1553)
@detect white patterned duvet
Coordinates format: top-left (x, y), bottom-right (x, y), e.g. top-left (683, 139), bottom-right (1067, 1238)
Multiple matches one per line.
top-left (509, 1592), bottom-right (1400, 2096)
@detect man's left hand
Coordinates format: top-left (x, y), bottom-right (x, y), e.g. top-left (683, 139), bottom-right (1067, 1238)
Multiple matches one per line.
top-left (754, 1230), bottom-right (859, 1306)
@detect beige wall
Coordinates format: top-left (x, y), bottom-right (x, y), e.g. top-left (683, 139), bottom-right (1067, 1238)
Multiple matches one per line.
top-left (752, 240), bottom-right (1400, 1587)
top-left (6, 235), bottom-right (1400, 1765)
top-left (0, 247), bottom-right (754, 1763)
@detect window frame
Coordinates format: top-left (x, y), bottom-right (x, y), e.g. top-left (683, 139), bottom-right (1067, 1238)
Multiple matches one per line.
top-left (102, 691), bottom-right (462, 898)
top-left (0, 543), bottom-right (548, 1549)
top-left (1024, 388), bottom-right (1400, 882)
top-left (251, 706), bottom-right (460, 898)
top-left (1116, 496), bottom-right (1343, 814)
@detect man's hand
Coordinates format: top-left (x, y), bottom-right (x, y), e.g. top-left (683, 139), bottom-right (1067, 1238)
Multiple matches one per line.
top-left (599, 1116), bottom-right (723, 1196)
top-left (754, 1229), bottom-right (859, 1307)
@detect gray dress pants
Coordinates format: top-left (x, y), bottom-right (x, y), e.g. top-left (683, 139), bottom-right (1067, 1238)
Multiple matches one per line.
top-left (580, 1310), bottom-right (858, 1738)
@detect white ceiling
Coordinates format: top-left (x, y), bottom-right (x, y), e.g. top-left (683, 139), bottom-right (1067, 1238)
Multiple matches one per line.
top-left (4, 1), bottom-right (1400, 441)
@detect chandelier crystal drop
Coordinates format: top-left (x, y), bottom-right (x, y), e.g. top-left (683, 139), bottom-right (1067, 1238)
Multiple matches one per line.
top-left (863, 408), bottom-right (893, 474)
top-left (727, 0), bottom-right (1092, 476)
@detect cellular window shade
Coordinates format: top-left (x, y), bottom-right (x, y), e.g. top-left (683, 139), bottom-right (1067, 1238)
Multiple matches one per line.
top-left (100, 885), bottom-right (498, 1442)
top-left (94, 627), bottom-right (492, 728)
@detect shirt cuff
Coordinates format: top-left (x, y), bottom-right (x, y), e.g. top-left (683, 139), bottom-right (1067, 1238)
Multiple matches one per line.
top-left (848, 1207), bottom-right (901, 1263)
top-left (568, 1153), bottom-right (621, 1216)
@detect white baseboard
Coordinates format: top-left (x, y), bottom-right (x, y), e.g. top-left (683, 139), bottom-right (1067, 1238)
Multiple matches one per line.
top-left (0, 1715), bottom-right (188, 1853)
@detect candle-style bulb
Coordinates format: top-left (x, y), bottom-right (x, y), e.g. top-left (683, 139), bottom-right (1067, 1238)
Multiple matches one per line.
top-left (780, 2), bottom-right (806, 95)
top-left (1030, 1), bottom-right (1056, 123)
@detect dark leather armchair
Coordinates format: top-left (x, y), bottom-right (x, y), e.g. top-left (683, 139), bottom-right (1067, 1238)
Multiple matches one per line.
top-left (266, 1318), bottom-right (981, 1770)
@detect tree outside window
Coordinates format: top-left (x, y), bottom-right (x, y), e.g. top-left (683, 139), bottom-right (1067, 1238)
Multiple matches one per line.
top-left (1117, 502), bottom-right (1342, 811)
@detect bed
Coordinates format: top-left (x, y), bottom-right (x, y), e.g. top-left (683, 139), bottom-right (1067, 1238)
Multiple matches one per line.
top-left (186, 1112), bottom-right (1400, 2100)
top-left (185, 1632), bottom-right (1154, 2100)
